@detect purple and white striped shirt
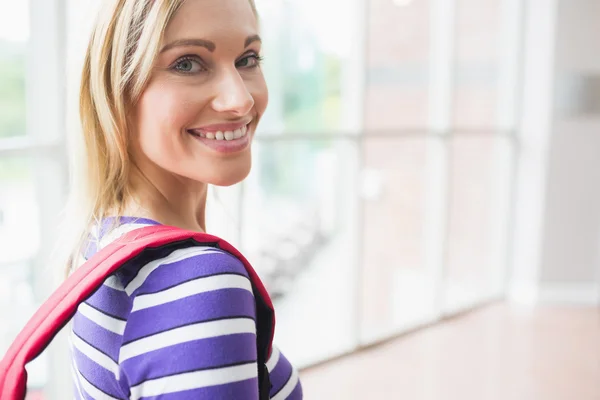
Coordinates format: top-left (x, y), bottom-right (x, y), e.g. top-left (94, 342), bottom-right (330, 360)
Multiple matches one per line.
top-left (70, 217), bottom-right (302, 399)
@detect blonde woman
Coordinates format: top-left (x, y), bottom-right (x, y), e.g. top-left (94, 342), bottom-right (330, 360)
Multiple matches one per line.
top-left (65, 0), bottom-right (302, 398)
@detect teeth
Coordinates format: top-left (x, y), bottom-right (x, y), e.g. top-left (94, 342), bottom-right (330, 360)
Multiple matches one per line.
top-left (190, 124), bottom-right (249, 141)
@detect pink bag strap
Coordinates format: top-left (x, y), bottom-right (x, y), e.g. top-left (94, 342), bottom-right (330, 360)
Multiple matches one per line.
top-left (0, 225), bottom-right (275, 399)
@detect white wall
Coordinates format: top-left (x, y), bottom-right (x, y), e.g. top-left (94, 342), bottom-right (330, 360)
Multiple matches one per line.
top-left (510, 0), bottom-right (600, 305)
top-left (538, 0), bottom-right (600, 304)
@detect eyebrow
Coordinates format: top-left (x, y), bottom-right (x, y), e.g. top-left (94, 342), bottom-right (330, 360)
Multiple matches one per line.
top-left (160, 35), bottom-right (262, 53)
top-left (244, 34), bottom-right (261, 47)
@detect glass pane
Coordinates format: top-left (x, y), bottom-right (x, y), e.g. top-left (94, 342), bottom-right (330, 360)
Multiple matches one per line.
top-left (365, 0), bottom-right (430, 130)
top-left (0, 157), bottom-right (41, 264)
top-left (359, 137), bottom-right (434, 344)
top-left (0, 156), bottom-right (45, 396)
top-left (255, 0), bottom-right (358, 134)
top-left (444, 135), bottom-right (511, 313)
top-left (0, 0), bottom-right (29, 138)
top-left (452, 0), bottom-right (503, 129)
top-left (241, 138), bottom-right (359, 367)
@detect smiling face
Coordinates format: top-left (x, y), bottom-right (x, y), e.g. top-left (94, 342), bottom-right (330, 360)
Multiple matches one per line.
top-left (131, 0), bottom-right (268, 187)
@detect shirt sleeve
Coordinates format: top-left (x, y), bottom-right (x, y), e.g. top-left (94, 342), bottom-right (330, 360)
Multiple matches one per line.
top-left (266, 346), bottom-right (303, 400)
top-left (117, 247), bottom-right (260, 400)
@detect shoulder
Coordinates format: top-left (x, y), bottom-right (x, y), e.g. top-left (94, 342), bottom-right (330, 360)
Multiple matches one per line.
top-left (116, 243), bottom-right (257, 345)
top-left (85, 220), bottom-right (251, 296)
top-left (112, 242), bottom-right (251, 297)
top-left (73, 243), bottom-right (253, 334)
top-left (116, 244), bottom-right (260, 394)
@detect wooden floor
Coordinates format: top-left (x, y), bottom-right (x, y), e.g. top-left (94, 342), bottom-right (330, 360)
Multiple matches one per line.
top-left (299, 304), bottom-right (600, 400)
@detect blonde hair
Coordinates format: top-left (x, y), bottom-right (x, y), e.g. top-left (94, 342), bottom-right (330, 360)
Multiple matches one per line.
top-left (58, 0), bottom-right (257, 275)
top-left (58, 0), bottom-right (186, 275)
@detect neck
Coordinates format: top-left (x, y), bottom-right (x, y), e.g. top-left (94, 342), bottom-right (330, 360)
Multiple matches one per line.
top-left (124, 161), bottom-right (208, 233)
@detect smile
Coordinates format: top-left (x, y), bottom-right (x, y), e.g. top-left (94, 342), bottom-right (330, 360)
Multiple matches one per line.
top-left (186, 122), bottom-right (253, 154)
top-left (187, 123), bottom-right (249, 141)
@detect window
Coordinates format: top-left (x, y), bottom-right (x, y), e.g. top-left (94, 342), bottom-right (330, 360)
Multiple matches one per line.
top-left (0, 0), bottom-right (69, 397)
top-left (0, 42), bottom-right (26, 138)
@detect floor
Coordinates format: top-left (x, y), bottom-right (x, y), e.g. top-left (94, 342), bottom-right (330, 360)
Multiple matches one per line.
top-left (299, 304), bottom-right (600, 400)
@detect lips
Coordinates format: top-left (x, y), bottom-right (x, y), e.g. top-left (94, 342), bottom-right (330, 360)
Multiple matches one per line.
top-left (187, 122), bottom-right (253, 154)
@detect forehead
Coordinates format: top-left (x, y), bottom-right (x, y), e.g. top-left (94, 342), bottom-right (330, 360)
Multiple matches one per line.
top-left (165, 0), bottom-right (258, 44)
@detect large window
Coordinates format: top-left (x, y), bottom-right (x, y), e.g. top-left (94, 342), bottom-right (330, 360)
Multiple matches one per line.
top-left (0, 0), bottom-right (68, 397)
top-left (240, 0), bottom-right (521, 358)
top-left (355, 0), bottom-right (521, 344)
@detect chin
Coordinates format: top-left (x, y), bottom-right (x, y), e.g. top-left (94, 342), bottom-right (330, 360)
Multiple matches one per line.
top-left (204, 164), bottom-right (252, 187)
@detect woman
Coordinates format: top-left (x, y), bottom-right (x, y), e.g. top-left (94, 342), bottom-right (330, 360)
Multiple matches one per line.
top-left (65, 0), bottom-right (302, 398)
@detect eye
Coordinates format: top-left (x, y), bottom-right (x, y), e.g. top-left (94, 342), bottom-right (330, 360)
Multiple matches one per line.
top-left (171, 56), bottom-right (204, 74)
top-left (236, 53), bottom-right (263, 69)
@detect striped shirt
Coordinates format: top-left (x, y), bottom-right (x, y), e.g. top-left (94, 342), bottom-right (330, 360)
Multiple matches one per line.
top-left (70, 217), bottom-right (302, 399)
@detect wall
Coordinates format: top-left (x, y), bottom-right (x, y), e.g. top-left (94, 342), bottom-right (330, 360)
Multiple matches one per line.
top-left (511, 0), bottom-right (600, 305)
top-left (539, 0), bottom-right (600, 303)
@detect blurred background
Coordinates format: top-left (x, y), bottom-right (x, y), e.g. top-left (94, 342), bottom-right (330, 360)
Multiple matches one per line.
top-left (1, 0), bottom-right (599, 398)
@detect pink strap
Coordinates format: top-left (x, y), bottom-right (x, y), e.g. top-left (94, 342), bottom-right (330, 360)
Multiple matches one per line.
top-left (0, 225), bottom-right (274, 399)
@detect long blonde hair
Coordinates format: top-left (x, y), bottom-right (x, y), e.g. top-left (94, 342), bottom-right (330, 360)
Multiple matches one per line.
top-left (60, 0), bottom-right (188, 275)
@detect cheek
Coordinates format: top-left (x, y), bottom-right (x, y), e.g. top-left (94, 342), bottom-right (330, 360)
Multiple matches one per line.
top-left (134, 84), bottom-right (198, 177)
top-left (133, 83), bottom-right (204, 167)
top-left (251, 75), bottom-right (269, 117)
top-left (136, 85), bottom-right (195, 138)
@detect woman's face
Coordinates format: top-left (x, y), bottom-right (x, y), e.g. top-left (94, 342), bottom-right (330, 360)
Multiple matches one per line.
top-left (132, 0), bottom-right (267, 187)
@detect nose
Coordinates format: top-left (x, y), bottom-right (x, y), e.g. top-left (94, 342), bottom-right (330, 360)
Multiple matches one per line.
top-left (211, 68), bottom-right (254, 117)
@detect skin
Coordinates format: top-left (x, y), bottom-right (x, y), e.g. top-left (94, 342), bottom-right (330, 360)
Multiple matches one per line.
top-left (125, 0), bottom-right (268, 232)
